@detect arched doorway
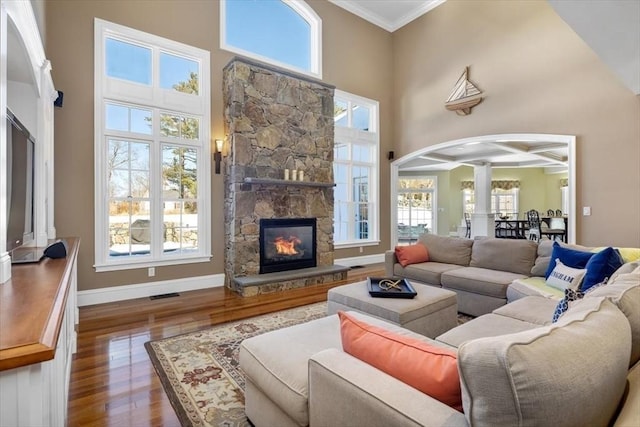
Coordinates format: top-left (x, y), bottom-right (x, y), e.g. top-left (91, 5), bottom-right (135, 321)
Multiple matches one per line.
top-left (390, 133), bottom-right (576, 245)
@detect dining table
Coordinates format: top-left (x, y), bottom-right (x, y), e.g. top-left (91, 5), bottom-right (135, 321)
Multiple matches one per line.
top-left (494, 219), bottom-right (529, 239)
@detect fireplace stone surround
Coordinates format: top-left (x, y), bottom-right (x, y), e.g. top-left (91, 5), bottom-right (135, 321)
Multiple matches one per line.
top-left (223, 58), bottom-right (348, 296)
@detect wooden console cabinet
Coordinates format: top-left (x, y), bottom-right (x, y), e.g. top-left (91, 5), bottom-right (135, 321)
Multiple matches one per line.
top-left (0, 238), bottom-right (79, 426)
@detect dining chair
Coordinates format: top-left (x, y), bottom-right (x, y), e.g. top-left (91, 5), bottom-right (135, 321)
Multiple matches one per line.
top-left (526, 210), bottom-right (541, 241)
top-left (528, 209), bottom-right (565, 242)
top-left (555, 209), bottom-right (563, 217)
top-left (464, 212), bottom-right (471, 238)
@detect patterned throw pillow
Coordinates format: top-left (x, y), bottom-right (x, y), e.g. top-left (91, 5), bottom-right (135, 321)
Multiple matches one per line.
top-left (552, 288), bottom-right (584, 323)
top-left (552, 281), bottom-right (608, 323)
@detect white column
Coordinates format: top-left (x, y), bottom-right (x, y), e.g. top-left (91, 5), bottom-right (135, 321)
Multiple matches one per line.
top-left (471, 163), bottom-right (494, 238)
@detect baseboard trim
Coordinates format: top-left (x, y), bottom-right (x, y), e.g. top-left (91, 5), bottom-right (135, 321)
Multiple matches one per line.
top-left (78, 254), bottom-right (384, 306)
top-left (335, 253), bottom-right (384, 267)
top-left (77, 274), bottom-right (224, 307)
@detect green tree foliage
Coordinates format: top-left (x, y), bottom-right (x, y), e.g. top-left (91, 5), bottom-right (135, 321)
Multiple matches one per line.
top-left (173, 71), bottom-right (198, 95)
top-left (160, 71), bottom-right (199, 213)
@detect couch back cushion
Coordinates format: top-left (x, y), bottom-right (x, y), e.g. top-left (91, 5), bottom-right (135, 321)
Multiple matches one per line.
top-left (587, 267), bottom-right (640, 366)
top-left (531, 241), bottom-right (593, 277)
top-left (458, 297), bottom-right (631, 427)
top-left (469, 238), bottom-right (538, 275)
top-left (418, 234), bottom-right (473, 266)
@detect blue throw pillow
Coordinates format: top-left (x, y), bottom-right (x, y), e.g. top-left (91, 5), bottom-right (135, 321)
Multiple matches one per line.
top-left (580, 247), bottom-right (624, 291)
top-left (544, 242), bottom-right (595, 279)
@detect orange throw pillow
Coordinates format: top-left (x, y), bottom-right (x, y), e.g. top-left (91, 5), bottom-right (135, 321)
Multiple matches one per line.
top-left (395, 243), bottom-right (429, 267)
top-left (338, 311), bottom-right (462, 411)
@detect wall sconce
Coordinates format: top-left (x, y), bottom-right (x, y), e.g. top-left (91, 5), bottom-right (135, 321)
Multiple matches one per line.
top-left (214, 139), bottom-right (224, 174)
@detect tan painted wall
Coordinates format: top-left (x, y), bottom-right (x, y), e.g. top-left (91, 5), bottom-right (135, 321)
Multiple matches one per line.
top-left (392, 0), bottom-right (640, 247)
top-left (43, 0), bottom-right (640, 292)
top-left (45, 1), bottom-right (393, 291)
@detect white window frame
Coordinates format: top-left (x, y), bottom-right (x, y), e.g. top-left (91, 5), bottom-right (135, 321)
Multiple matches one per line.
top-left (94, 19), bottom-right (211, 272)
top-left (491, 188), bottom-right (519, 216)
top-left (463, 188), bottom-right (519, 217)
top-left (219, 0), bottom-right (322, 79)
top-left (333, 89), bottom-right (379, 249)
top-left (397, 176), bottom-right (438, 239)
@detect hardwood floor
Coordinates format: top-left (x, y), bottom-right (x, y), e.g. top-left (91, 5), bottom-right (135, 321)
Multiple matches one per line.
top-left (67, 264), bottom-right (384, 426)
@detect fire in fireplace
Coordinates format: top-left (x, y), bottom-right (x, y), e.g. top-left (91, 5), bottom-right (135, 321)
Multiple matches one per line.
top-left (259, 218), bottom-right (317, 274)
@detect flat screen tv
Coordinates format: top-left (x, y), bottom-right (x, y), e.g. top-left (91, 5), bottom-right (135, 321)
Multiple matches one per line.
top-left (5, 110), bottom-right (36, 261)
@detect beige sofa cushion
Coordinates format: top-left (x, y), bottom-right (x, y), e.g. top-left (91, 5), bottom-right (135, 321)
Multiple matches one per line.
top-left (458, 297), bottom-right (631, 427)
top-left (441, 267), bottom-right (527, 298)
top-left (470, 238), bottom-right (538, 275)
top-left (586, 267), bottom-right (640, 366)
top-left (393, 261), bottom-right (462, 286)
top-left (418, 234), bottom-right (473, 266)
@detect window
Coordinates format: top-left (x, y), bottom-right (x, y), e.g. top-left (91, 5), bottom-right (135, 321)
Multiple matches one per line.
top-left (333, 90), bottom-right (379, 248)
top-left (220, 0), bottom-right (322, 78)
top-left (397, 177), bottom-right (436, 245)
top-left (94, 19), bottom-right (211, 271)
top-left (462, 180), bottom-right (520, 217)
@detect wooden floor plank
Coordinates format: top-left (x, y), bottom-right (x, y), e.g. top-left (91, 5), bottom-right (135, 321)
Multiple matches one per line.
top-left (67, 264), bottom-right (384, 426)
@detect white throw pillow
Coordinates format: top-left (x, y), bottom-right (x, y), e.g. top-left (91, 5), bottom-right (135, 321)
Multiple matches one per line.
top-left (546, 258), bottom-right (587, 291)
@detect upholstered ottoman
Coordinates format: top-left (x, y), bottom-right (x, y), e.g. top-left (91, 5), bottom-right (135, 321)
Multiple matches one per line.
top-left (240, 314), bottom-right (341, 427)
top-left (327, 280), bottom-right (458, 338)
top-left (240, 311), bottom-right (433, 427)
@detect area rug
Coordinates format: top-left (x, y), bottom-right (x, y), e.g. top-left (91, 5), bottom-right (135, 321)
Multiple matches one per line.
top-left (145, 302), bottom-right (328, 427)
top-left (146, 302), bottom-right (474, 427)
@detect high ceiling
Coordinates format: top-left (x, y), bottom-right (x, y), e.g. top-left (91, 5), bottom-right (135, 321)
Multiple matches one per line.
top-left (330, 0), bottom-right (636, 173)
top-left (330, 0), bottom-right (640, 96)
top-left (328, 0), bottom-right (444, 32)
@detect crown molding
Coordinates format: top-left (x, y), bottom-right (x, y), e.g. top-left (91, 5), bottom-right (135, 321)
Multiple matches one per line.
top-left (328, 0), bottom-right (446, 32)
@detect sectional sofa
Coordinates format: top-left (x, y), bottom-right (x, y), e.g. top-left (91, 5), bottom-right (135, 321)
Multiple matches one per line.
top-left (240, 236), bottom-right (640, 427)
top-left (240, 264), bottom-right (640, 427)
top-left (385, 233), bottom-right (638, 316)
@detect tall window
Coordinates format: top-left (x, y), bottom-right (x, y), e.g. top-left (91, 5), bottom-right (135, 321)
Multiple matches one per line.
top-left (333, 90), bottom-right (379, 248)
top-left (397, 177), bottom-right (436, 244)
top-left (221, 0), bottom-right (322, 78)
top-left (94, 19), bottom-right (211, 271)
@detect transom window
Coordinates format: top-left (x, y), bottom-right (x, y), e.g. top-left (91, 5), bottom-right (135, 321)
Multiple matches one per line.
top-left (333, 90), bottom-right (379, 248)
top-left (220, 0), bottom-right (322, 78)
top-left (94, 19), bottom-right (211, 271)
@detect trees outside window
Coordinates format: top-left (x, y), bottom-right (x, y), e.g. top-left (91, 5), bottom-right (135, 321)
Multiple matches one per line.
top-left (95, 19), bottom-right (211, 271)
top-left (397, 177), bottom-right (436, 244)
top-left (333, 90), bottom-right (379, 248)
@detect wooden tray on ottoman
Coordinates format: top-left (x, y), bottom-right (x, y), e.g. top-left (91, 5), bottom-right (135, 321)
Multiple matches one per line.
top-left (367, 277), bottom-right (417, 299)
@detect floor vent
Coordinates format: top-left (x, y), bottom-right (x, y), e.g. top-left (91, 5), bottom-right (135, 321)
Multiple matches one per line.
top-left (150, 292), bottom-right (180, 300)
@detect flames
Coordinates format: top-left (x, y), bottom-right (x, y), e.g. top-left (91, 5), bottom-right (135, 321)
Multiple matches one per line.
top-left (273, 236), bottom-right (301, 255)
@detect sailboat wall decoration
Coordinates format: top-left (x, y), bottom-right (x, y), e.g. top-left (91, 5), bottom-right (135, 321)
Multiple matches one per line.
top-left (445, 67), bottom-right (484, 116)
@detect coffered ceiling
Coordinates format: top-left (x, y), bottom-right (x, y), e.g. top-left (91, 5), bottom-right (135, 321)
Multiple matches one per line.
top-left (398, 138), bottom-right (568, 173)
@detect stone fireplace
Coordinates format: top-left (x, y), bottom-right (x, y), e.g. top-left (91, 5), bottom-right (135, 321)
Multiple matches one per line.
top-left (223, 58), bottom-right (348, 296)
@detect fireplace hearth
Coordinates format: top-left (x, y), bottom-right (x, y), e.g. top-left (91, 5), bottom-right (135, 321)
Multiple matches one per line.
top-left (260, 218), bottom-right (317, 274)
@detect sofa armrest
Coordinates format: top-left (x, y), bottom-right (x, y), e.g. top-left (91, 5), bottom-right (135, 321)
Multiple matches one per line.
top-left (309, 348), bottom-right (468, 427)
top-left (614, 360), bottom-right (640, 426)
top-left (385, 250), bottom-right (398, 277)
